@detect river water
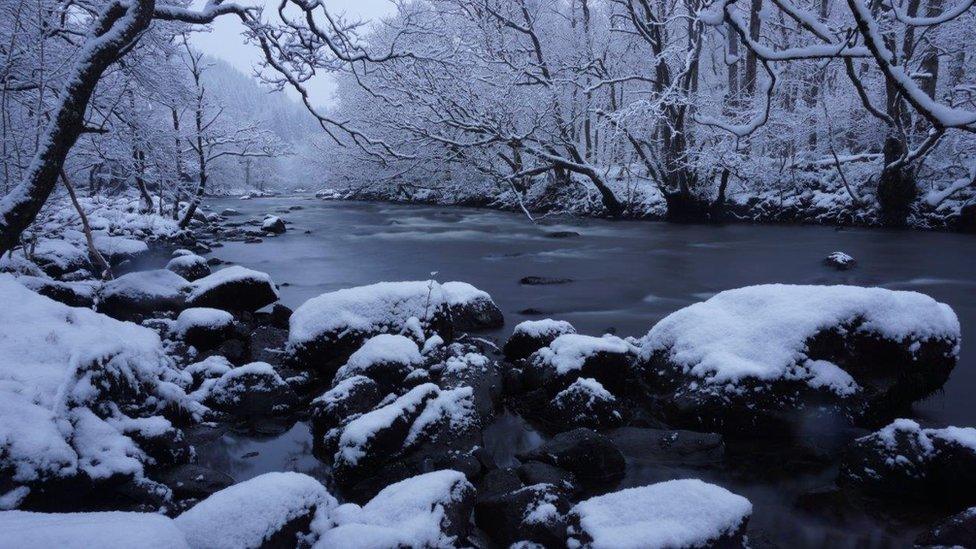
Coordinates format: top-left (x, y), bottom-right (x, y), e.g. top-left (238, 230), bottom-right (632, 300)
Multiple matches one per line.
top-left (197, 196), bottom-right (976, 547)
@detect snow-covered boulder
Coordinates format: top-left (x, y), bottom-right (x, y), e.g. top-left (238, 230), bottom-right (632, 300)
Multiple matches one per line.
top-left (0, 275), bottom-right (192, 508)
top-left (526, 334), bottom-right (635, 394)
top-left (637, 285), bottom-right (960, 434)
top-left (202, 362), bottom-right (298, 417)
top-left (313, 470), bottom-right (475, 548)
top-left (332, 334), bottom-right (425, 395)
top-left (220, 208), bottom-right (241, 216)
top-left (16, 275), bottom-right (98, 308)
top-left (474, 482), bottom-right (571, 548)
top-left (518, 428), bottom-right (625, 487)
top-left (0, 511), bottom-right (189, 548)
top-left (824, 251), bottom-right (856, 270)
top-left (839, 419), bottom-right (976, 503)
top-left (97, 269), bottom-right (190, 318)
top-left (442, 281), bottom-right (504, 331)
top-left (288, 281), bottom-right (453, 374)
top-left (31, 238), bottom-right (91, 277)
top-left (436, 346), bottom-right (503, 423)
top-left (0, 253), bottom-right (46, 277)
top-left (92, 235), bottom-right (149, 265)
top-left (175, 472), bottom-right (336, 549)
top-left (915, 507), bottom-right (976, 548)
top-left (187, 266), bottom-right (278, 312)
top-left (174, 308), bottom-right (236, 350)
top-left (165, 254), bottom-right (211, 282)
top-left (261, 215), bottom-right (286, 234)
top-left (548, 378), bottom-right (623, 430)
top-left (310, 376), bottom-right (383, 442)
top-left (503, 319), bottom-right (576, 361)
top-left (566, 479), bottom-right (752, 548)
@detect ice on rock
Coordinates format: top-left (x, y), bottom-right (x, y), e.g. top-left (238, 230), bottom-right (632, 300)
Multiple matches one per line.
top-left (567, 479), bottom-right (752, 548)
top-left (175, 472), bottom-right (336, 549)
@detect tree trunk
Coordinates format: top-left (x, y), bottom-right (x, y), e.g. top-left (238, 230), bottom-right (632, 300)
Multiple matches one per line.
top-left (744, 0), bottom-right (762, 95)
top-left (877, 136), bottom-right (917, 227)
top-left (0, 0), bottom-right (155, 256)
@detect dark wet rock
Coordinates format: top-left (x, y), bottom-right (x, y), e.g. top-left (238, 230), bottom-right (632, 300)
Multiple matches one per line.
top-left (517, 308), bottom-right (547, 316)
top-left (545, 230), bottom-right (580, 238)
top-left (520, 276), bottom-right (574, 286)
top-left (839, 419), bottom-right (976, 505)
top-left (606, 427), bottom-right (725, 466)
top-left (475, 483), bottom-right (571, 548)
top-left (269, 303), bottom-right (292, 330)
top-left (187, 266), bottom-right (279, 312)
top-left (165, 254), bottom-right (212, 281)
top-left (124, 423), bottom-right (193, 470)
top-left (97, 269), bottom-right (190, 319)
top-left (823, 251), bottom-right (856, 270)
top-left (248, 324), bottom-right (288, 367)
top-left (503, 319), bottom-right (576, 362)
top-left (288, 281), bottom-right (454, 376)
top-left (213, 338), bottom-right (249, 366)
top-left (442, 281), bottom-right (504, 331)
top-left (220, 208), bottom-right (241, 216)
top-left (175, 308), bottom-right (236, 351)
top-left (516, 461), bottom-right (578, 494)
top-left (915, 507), bottom-right (976, 548)
top-left (477, 468), bottom-right (524, 500)
top-left (204, 362), bottom-right (299, 417)
top-left (155, 464), bottom-right (234, 500)
top-left (206, 257), bottom-right (224, 266)
top-left (518, 428), bottom-right (625, 487)
top-left (310, 375), bottom-right (383, 441)
top-left (547, 378), bottom-right (624, 430)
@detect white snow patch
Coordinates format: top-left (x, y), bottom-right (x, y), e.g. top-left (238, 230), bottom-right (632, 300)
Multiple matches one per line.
top-left (533, 334), bottom-right (634, 375)
top-left (0, 511), bottom-right (188, 549)
top-left (175, 308), bottom-right (234, 336)
top-left (513, 319), bottom-right (576, 339)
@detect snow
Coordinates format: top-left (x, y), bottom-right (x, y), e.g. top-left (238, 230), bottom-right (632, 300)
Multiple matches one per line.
top-left (166, 254), bottom-right (208, 272)
top-left (568, 479), bottom-right (752, 549)
top-left (206, 362), bottom-right (285, 402)
top-left (336, 383), bottom-right (439, 466)
top-left (175, 307), bottom-right (234, 336)
top-left (513, 319), bottom-right (576, 338)
top-left (184, 355), bottom-right (234, 379)
top-left (313, 375), bottom-right (374, 406)
top-left (188, 266), bottom-right (278, 302)
top-left (441, 281), bottom-right (491, 306)
top-left (289, 281), bottom-right (448, 347)
top-left (533, 334), bottom-right (634, 375)
top-left (313, 470), bottom-right (472, 549)
top-left (0, 275), bottom-right (176, 485)
top-left (405, 386), bottom-right (475, 446)
top-left (99, 269), bottom-right (189, 302)
top-left (92, 234), bottom-right (148, 259)
top-left (175, 472), bottom-right (336, 549)
top-left (0, 511), bottom-right (188, 549)
top-left (638, 284), bottom-right (960, 390)
top-left (262, 216), bottom-right (284, 230)
top-left (334, 334), bottom-right (424, 381)
top-left (872, 418), bottom-right (976, 456)
top-left (31, 238), bottom-right (88, 272)
top-left (556, 378), bottom-right (615, 404)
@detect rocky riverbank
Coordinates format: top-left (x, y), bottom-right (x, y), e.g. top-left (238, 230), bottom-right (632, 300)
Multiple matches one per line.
top-left (1, 191), bottom-right (973, 547)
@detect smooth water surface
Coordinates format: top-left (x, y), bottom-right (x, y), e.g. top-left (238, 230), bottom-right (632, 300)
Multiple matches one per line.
top-left (199, 197), bottom-right (976, 547)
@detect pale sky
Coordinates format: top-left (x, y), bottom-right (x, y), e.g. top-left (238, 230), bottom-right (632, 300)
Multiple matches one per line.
top-left (189, 0), bottom-right (395, 107)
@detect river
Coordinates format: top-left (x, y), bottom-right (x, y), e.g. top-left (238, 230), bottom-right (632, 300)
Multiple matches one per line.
top-left (195, 196), bottom-right (976, 547)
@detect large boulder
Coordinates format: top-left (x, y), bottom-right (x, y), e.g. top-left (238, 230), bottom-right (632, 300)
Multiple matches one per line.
top-left (606, 427), bottom-right (725, 466)
top-left (175, 472), bottom-right (336, 548)
top-left (474, 482), bottom-right (571, 547)
top-left (310, 375), bottom-right (383, 442)
top-left (566, 479), bottom-right (752, 548)
top-left (288, 281), bottom-right (453, 375)
top-left (31, 238), bottom-right (91, 277)
top-left (92, 235), bottom-right (149, 266)
top-left (518, 428), bottom-right (625, 487)
top-left (203, 362), bottom-right (298, 417)
top-left (435, 346), bottom-right (503, 423)
top-left (636, 285), bottom-right (960, 435)
top-left (503, 319), bottom-right (576, 362)
top-left (442, 281), bottom-right (504, 331)
top-left (315, 470), bottom-right (475, 548)
top-left (525, 334), bottom-right (635, 394)
top-left (174, 308), bottom-right (235, 350)
top-left (839, 419), bottom-right (976, 504)
top-left (332, 334), bottom-right (424, 395)
top-left (187, 266), bottom-right (279, 312)
top-left (97, 269), bottom-right (189, 318)
top-left (165, 254), bottom-right (211, 282)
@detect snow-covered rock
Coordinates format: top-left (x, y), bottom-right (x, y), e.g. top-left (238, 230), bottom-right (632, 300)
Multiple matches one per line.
top-left (0, 275), bottom-right (191, 507)
top-left (288, 281), bottom-right (453, 374)
top-left (16, 275), bottom-right (98, 308)
top-left (332, 334), bottom-right (424, 395)
top-left (474, 482), bottom-right (571, 547)
top-left (549, 378), bottom-right (623, 430)
top-left (310, 376), bottom-right (383, 442)
top-left (97, 269), bottom-right (190, 318)
top-left (201, 362), bottom-right (298, 417)
top-left (175, 472), bottom-right (336, 549)
top-left (92, 235), bottom-right (149, 265)
top-left (915, 507), bottom-right (976, 548)
top-left (637, 285), bottom-right (960, 434)
top-left (165, 254), bottom-right (211, 282)
top-left (31, 238), bottom-right (91, 277)
top-left (174, 308), bottom-right (235, 350)
top-left (823, 251), bottom-right (856, 270)
top-left (566, 479), bottom-right (752, 548)
top-left (518, 428), bottom-right (625, 487)
top-left (504, 319), bottom-right (576, 361)
top-left (0, 511), bottom-right (188, 548)
top-left (262, 215), bottom-right (287, 234)
top-left (313, 470), bottom-right (475, 549)
top-left (436, 346), bottom-right (503, 423)
top-left (442, 281), bottom-right (504, 331)
top-left (526, 334), bottom-right (635, 394)
top-left (187, 266), bottom-right (278, 312)
top-left (220, 208), bottom-right (241, 216)
top-left (839, 418), bottom-right (976, 503)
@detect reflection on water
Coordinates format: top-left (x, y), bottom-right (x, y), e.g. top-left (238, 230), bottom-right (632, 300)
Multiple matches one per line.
top-left (202, 196), bottom-right (976, 547)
